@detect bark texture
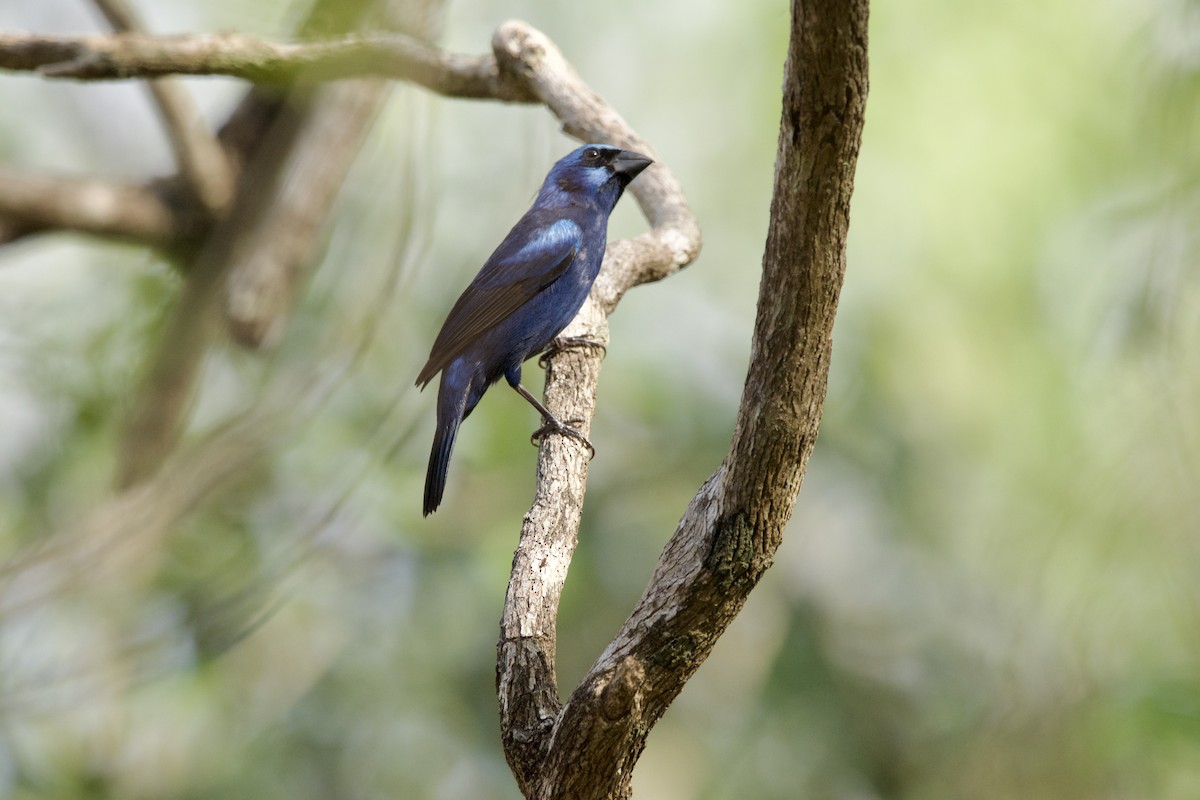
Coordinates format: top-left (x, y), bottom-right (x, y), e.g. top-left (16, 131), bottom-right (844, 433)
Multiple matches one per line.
top-left (496, 0), bottom-right (869, 797)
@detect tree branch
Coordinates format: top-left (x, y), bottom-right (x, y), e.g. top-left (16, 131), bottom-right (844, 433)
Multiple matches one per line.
top-left (113, 0), bottom-right (413, 487)
top-left (0, 29), bottom-right (533, 101)
top-left (484, 20), bottom-right (702, 794)
top-left (224, 79), bottom-right (388, 347)
top-left (89, 0), bottom-right (235, 214)
top-left (0, 167), bottom-right (204, 247)
top-left (497, 0), bottom-right (869, 796)
top-left (0, 27), bottom-right (535, 249)
top-left (0, 8), bottom-right (864, 795)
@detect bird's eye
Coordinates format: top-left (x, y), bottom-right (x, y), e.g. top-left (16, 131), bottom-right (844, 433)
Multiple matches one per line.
top-left (584, 147), bottom-right (601, 161)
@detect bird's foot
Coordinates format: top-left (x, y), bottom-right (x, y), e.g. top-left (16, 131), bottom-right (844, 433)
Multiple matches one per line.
top-left (530, 417), bottom-right (596, 460)
top-left (538, 336), bottom-right (607, 369)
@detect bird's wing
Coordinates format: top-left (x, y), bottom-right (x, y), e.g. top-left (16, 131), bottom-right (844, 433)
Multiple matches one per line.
top-left (415, 217), bottom-right (582, 387)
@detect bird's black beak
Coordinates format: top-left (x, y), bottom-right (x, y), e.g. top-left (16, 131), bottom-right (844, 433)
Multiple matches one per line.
top-left (611, 149), bottom-right (653, 182)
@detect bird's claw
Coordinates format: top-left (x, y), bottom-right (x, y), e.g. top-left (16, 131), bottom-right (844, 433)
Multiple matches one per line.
top-left (530, 417), bottom-right (596, 460)
top-left (538, 337), bottom-right (607, 369)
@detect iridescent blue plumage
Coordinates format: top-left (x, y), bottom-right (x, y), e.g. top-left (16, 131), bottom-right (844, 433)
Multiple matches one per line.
top-left (416, 144), bottom-right (652, 515)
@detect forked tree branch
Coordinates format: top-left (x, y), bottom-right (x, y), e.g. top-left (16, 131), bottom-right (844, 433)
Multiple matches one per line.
top-left (0, 4), bottom-right (867, 796)
top-left (483, 22), bottom-right (701, 794)
top-left (500, 0), bottom-right (869, 795)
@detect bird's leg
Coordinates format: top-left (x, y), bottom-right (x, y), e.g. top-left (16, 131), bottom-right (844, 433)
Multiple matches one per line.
top-left (537, 336), bottom-right (607, 369)
top-left (510, 382), bottom-right (596, 459)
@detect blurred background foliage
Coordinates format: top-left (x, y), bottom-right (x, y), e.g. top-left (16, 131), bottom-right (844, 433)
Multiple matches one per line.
top-left (0, 0), bottom-right (1197, 797)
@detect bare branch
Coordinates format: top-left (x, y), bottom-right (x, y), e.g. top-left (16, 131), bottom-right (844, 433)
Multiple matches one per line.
top-left (0, 167), bottom-right (202, 247)
top-left (90, 0), bottom-right (235, 214)
top-left (0, 30), bottom-right (534, 101)
top-left (495, 1), bottom-right (869, 796)
top-left (89, 0), bottom-right (145, 37)
top-left (112, 0), bottom-right (408, 487)
top-left (0, 27), bottom-right (531, 251)
top-left (0, 9), bottom-right (859, 796)
top-left (225, 79), bottom-right (388, 347)
top-left (0, 26), bottom-right (546, 252)
top-left (0, 89), bottom-right (303, 251)
top-left (486, 20), bottom-right (703, 796)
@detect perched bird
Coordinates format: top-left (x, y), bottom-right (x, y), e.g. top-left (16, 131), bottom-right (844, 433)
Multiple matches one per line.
top-left (416, 144), bottom-right (653, 515)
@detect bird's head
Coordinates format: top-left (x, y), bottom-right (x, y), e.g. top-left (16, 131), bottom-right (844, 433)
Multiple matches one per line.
top-left (540, 144), bottom-right (653, 209)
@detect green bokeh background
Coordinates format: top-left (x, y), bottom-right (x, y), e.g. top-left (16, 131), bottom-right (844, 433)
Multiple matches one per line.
top-left (0, 0), bottom-right (1197, 797)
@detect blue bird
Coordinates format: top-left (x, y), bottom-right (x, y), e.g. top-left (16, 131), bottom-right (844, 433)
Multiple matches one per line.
top-left (416, 144), bottom-right (652, 515)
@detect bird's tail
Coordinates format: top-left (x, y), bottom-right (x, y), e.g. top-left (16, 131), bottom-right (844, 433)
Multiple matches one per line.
top-left (424, 416), bottom-right (458, 516)
top-left (424, 387), bottom-right (466, 516)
